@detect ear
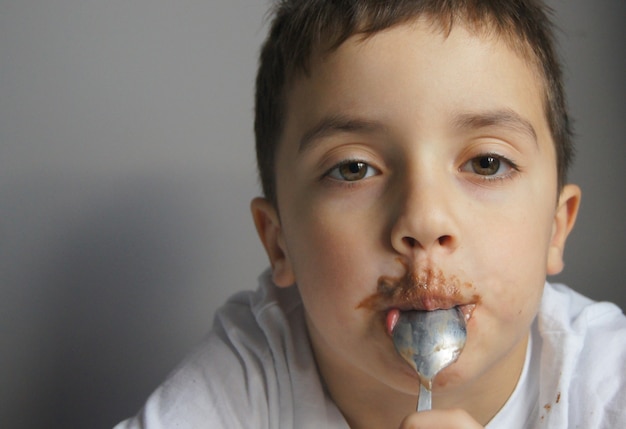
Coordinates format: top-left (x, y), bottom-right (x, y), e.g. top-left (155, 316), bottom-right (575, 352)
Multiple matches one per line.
top-left (250, 197), bottom-right (295, 287)
top-left (546, 184), bottom-right (581, 276)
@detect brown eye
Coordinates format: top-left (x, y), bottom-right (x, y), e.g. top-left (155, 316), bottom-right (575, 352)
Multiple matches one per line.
top-left (460, 153), bottom-right (518, 182)
top-left (338, 161), bottom-right (368, 181)
top-left (326, 160), bottom-right (380, 182)
top-left (325, 160), bottom-right (380, 182)
top-left (471, 156), bottom-right (501, 175)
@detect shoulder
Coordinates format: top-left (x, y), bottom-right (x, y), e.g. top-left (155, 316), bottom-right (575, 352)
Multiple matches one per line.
top-left (539, 282), bottom-right (626, 341)
top-left (537, 282), bottom-right (626, 425)
top-left (116, 270), bottom-right (314, 428)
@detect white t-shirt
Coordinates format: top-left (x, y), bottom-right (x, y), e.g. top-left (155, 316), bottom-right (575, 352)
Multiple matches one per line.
top-left (114, 270), bottom-right (626, 428)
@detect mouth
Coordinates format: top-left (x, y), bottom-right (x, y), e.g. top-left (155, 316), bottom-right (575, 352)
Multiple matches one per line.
top-left (355, 265), bottom-right (480, 335)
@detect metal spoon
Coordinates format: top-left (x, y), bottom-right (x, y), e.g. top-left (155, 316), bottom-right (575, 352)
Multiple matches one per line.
top-left (392, 307), bottom-right (467, 411)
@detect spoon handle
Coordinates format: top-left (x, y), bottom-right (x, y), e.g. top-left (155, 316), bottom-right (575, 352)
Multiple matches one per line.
top-left (417, 384), bottom-right (432, 411)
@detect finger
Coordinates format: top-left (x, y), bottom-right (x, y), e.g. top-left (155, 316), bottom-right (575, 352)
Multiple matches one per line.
top-left (399, 409), bottom-right (484, 429)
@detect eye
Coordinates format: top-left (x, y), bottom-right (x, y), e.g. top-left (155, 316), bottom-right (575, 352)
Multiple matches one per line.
top-left (326, 160), bottom-right (379, 182)
top-left (461, 154), bottom-right (517, 178)
top-left (472, 156), bottom-right (502, 175)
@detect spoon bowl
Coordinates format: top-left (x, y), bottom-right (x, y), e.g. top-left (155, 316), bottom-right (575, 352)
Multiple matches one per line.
top-left (392, 307), bottom-right (467, 411)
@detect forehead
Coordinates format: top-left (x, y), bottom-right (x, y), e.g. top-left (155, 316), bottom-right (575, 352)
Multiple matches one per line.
top-left (286, 14), bottom-right (542, 89)
top-left (280, 20), bottom-right (549, 148)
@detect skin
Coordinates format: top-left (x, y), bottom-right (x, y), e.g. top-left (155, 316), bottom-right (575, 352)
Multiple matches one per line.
top-left (251, 19), bottom-right (580, 428)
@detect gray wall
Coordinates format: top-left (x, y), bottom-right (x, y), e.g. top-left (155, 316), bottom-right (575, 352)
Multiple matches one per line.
top-left (1, 1), bottom-right (624, 428)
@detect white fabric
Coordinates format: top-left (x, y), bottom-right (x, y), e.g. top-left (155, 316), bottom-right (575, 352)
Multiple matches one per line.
top-left (114, 271), bottom-right (626, 428)
top-left (487, 282), bottom-right (626, 427)
top-left (486, 326), bottom-right (539, 428)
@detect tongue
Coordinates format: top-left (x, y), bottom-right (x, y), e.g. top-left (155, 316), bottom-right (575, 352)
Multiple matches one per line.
top-left (386, 308), bottom-right (401, 336)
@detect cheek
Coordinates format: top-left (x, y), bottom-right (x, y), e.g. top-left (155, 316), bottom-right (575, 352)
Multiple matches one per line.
top-left (470, 209), bottom-right (552, 320)
top-left (285, 221), bottom-right (378, 357)
top-left (282, 210), bottom-right (372, 309)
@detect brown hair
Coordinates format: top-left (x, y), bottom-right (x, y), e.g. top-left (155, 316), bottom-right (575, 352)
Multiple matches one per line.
top-left (255, 0), bottom-right (574, 205)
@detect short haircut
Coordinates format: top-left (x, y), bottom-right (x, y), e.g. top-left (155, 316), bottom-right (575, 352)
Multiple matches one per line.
top-left (255, 0), bottom-right (574, 205)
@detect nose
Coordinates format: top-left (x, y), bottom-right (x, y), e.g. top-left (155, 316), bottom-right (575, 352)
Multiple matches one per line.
top-left (389, 172), bottom-right (460, 257)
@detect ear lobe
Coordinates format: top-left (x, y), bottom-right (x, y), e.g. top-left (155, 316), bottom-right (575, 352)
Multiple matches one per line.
top-left (546, 184), bottom-right (582, 276)
top-left (250, 197), bottom-right (295, 287)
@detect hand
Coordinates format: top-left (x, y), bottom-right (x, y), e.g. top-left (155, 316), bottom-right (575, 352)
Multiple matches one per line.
top-left (399, 409), bottom-right (484, 429)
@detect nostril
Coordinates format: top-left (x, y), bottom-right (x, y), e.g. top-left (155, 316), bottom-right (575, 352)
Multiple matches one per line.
top-left (403, 236), bottom-right (418, 248)
top-left (438, 235), bottom-right (453, 246)
top-left (401, 235), bottom-right (454, 250)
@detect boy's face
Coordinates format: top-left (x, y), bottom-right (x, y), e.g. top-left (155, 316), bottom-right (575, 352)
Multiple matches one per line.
top-left (253, 20), bottom-right (579, 411)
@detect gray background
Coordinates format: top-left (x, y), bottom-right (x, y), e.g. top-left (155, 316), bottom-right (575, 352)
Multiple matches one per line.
top-left (1, 1), bottom-right (624, 428)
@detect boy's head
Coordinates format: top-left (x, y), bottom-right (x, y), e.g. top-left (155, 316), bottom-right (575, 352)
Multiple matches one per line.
top-left (255, 0), bottom-right (573, 206)
top-left (250, 1), bottom-right (582, 425)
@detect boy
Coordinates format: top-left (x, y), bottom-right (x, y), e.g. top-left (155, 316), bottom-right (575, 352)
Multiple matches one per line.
top-left (115, 0), bottom-right (626, 427)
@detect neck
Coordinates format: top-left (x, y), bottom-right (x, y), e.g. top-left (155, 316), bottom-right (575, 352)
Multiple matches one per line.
top-left (317, 355), bottom-right (416, 429)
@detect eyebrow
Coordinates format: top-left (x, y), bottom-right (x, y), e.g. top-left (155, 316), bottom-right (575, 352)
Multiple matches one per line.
top-left (298, 114), bottom-right (388, 153)
top-left (452, 109), bottom-right (538, 145)
top-left (298, 109), bottom-right (538, 153)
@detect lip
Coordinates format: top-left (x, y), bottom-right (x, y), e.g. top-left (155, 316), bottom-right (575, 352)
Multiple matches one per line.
top-left (388, 291), bottom-right (471, 312)
top-left (356, 267), bottom-right (479, 311)
top-left (356, 264), bottom-right (480, 335)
